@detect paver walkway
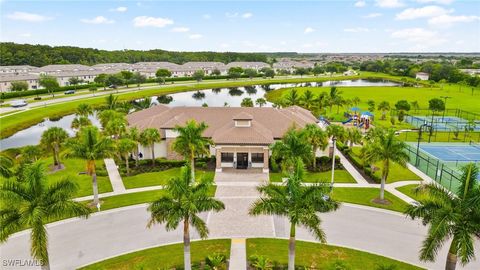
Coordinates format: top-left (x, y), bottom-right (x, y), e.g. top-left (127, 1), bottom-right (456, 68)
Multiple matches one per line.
top-left (229, 238), bottom-right (247, 270)
top-left (104, 158), bottom-right (125, 193)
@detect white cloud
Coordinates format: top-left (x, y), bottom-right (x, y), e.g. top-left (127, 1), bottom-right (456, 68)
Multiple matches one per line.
top-left (354, 1), bottom-right (366, 7)
top-left (7, 11), bottom-right (52, 22)
top-left (242, 12), bottom-right (253, 19)
top-left (428, 14), bottom-right (480, 27)
top-left (81, 16), bottom-right (115, 24)
top-left (171, 27), bottom-right (190, 33)
top-left (110, 6), bottom-right (127, 12)
top-left (304, 27), bottom-right (315, 34)
top-left (189, 34), bottom-right (203, 39)
top-left (375, 0), bottom-right (404, 8)
top-left (363, 13), bottom-right (383, 18)
top-left (202, 14), bottom-right (211, 19)
top-left (133, 16), bottom-right (173, 28)
top-left (416, 0), bottom-right (455, 4)
top-left (396, 6), bottom-right (452, 20)
top-left (391, 27), bottom-right (446, 48)
top-left (344, 27), bottom-right (371, 32)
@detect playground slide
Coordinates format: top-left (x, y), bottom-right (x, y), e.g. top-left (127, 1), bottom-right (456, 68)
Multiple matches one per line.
top-left (342, 118), bottom-right (353, 125)
top-left (359, 122), bottom-right (364, 127)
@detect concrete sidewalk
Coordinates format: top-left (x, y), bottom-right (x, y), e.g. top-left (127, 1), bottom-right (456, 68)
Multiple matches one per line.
top-left (104, 159), bottom-right (125, 193)
top-left (229, 238), bottom-right (247, 270)
top-left (336, 151), bottom-right (369, 184)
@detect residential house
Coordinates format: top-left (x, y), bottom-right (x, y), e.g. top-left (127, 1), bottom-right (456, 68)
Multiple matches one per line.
top-left (415, 72), bottom-right (430, 81)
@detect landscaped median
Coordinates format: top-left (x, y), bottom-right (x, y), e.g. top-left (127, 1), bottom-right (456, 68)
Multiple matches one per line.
top-left (331, 187), bottom-right (409, 212)
top-left (270, 169), bottom-right (356, 183)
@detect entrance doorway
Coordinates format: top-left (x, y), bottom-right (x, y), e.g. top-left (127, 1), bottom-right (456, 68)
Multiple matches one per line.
top-left (236, 152), bottom-right (248, 169)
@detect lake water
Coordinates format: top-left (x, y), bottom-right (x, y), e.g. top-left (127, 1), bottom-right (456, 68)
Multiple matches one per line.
top-left (0, 79), bottom-right (399, 150)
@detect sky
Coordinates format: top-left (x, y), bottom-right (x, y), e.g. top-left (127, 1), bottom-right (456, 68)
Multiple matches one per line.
top-left (1, 0), bottom-right (479, 53)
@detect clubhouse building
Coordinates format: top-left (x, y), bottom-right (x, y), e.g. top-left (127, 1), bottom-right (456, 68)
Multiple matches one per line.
top-left (127, 105), bottom-right (318, 173)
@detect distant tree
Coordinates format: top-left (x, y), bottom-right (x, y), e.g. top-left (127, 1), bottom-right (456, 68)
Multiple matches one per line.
top-left (244, 68), bottom-right (257, 79)
top-left (352, 96), bottom-right (361, 106)
top-left (367, 100), bottom-right (376, 113)
top-left (133, 97), bottom-right (153, 111)
top-left (193, 70), bottom-right (205, 82)
top-left (132, 72), bottom-right (146, 87)
top-left (284, 89), bottom-right (300, 106)
top-left (428, 98), bottom-right (445, 115)
top-left (394, 100), bottom-right (411, 112)
top-left (312, 65), bottom-right (325, 76)
top-left (76, 103), bottom-right (92, 117)
top-left (211, 68), bottom-right (221, 76)
top-left (202, 103), bottom-right (208, 107)
top-left (377, 101), bottom-right (390, 120)
top-left (294, 67), bottom-right (308, 77)
top-left (156, 95), bottom-right (173, 104)
top-left (68, 77), bottom-right (82, 90)
top-left (260, 67), bottom-right (275, 78)
top-left (156, 69), bottom-right (171, 84)
top-left (241, 97), bottom-right (254, 107)
top-left (120, 71), bottom-right (134, 87)
top-left (39, 75), bottom-right (59, 97)
top-left (255, 98), bottom-right (267, 107)
top-left (94, 73), bottom-right (108, 90)
top-left (410, 101), bottom-right (420, 112)
top-left (40, 127), bottom-right (68, 170)
top-left (228, 67), bottom-right (243, 80)
top-left (89, 86), bottom-right (97, 96)
top-left (105, 74), bottom-right (124, 88)
top-left (21, 145), bottom-right (42, 163)
top-left (9, 81), bottom-right (29, 91)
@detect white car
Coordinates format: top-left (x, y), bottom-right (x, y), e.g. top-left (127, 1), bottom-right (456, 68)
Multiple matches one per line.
top-left (10, 99), bottom-right (28, 108)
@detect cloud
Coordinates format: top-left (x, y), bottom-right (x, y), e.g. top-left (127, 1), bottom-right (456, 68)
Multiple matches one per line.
top-left (202, 14), bottom-right (211, 19)
top-left (304, 27), bottom-right (315, 34)
top-left (416, 0), bottom-right (455, 4)
top-left (7, 11), bottom-right (52, 22)
top-left (171, 27), bottom-right (190, 32)
top-left (110, 6), bottom-right (127, 12)
top-left (391, 27), bottom-right (446, 48)
top-left (363, 13), bottom-right (383, 18)
top-left (396, 6), bottom-right (452, 20)
top-left (189, 34), bottom-right (203, 39)
top-left (344, 27), bottom-right (370, 32)
top-left (133, 16), bottom-right (173, 28)
top-left (226, 12), bottom-right (253, 19)
top-left (375, 0), bottom-right (404, 8)
top-left (354, 1), bottom-right (366, 7)
top-left (428, 14), bottom-right (480, 27)
top-left (242, 12), bottom-right (253, 19)
top-left (81, 16), bottom-right (115, 24)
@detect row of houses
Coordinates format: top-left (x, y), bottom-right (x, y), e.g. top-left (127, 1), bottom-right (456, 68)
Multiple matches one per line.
top-left (0, 60), bottom-right (316, 92)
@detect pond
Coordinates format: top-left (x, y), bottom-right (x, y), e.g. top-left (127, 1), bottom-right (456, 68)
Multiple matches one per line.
top-left (0, 79), bottom-right (399, 150)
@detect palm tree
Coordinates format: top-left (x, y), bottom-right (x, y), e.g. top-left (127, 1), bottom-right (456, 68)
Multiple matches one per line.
top-left (147, 165), bottom-right (225, 270)
top-left (303, 124), bottom-right (328, 170)
top-left (172, 120), bottom-right (212, 181)
top-left (105, 93), bottom-right (118, 110)
top-left (329, 86), bottom-right (343, 113)
top-left (346, 128), bottom-right (363, 148)
top-left (284, 89), bottom-right (300, 106)
top-left (377, 101), bottom-right (391, 120)
top-left (364, 128), bottom-right (409, 201)
top-left (352, 96), bottom-right (361, 106)
top-left (127, 127), bottom-right (141, 167)
top-left (98, 109), bottom-right (125, 129)
top-left (326, 125), bottom-right (346, 186)
top-left (105, 117), bottom-right (127, 140)
top-left (406, 164), bottom-right (480, 270)
top-left (411, 101), bottom-right (420, 113)
top-left (117, 138), bottom-right (136, 175)
top-left (0, 155), bottom-right (13, 178)
top-left (21, 145), bottom-right (42, 164)
top-left (67, 126), bottom-right (114, 205)
top-left (0, 163), bottom-right (90, 270)
top-left (133, 97), bottom-right (152, 111)
top-left (140, 128), bottom-right (161, 166)
top-left (76, 103), bottom-right (93, 117)
top-left (301, 90), bottom-right (315, 110)
top-left (71, 116), bottom-right (92, 130)
top-left (250, 160), bottom-right (340, 270)
top-left (40, 127), bottom-right (68, 170)
top-left (271, 127), bottom-right (312, 173)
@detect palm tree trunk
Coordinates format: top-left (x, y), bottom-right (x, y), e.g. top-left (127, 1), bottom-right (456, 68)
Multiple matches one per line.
top-left (380, 161), bottom-right (389, 200)
top-left (135, 148), bottom-right (139, 167)
top-left (55, 145), bottom-right (61, 169)
top-left (52, 149), bottom-right (58, 167)
top-left (330, 139), bottom-right (336, 186)
top-left (190, 157), bottom-right (195, 181)
top-left (183, 219), bottom-right (192, 270)
top-left (445, 241), bottom-right (458, 270)
top-left (125, 154), bottom-right (130, 176)
top-left (288, 223), bottom-right (296, 270)
top-left (312, 146), bottom-right (317, 170)
top-left (151, 144), bottom-right (155, 166)
top-left (92, 171), bottom-right (100, 205)
top-left (41, 260), bottom-right (50, 270)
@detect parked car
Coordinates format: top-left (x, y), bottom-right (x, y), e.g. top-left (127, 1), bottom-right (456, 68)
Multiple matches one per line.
top-left (11, 99), bottom-right (28, 108)
top-left (64, 90), bottom-right (76, 95)
top-left (108, 85), bottom-right (117, 89)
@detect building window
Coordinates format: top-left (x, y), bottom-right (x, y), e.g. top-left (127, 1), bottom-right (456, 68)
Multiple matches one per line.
top-left (221, 153), bottom-right (234, 162)
top-left (251, 153), bottom-right (264, 163)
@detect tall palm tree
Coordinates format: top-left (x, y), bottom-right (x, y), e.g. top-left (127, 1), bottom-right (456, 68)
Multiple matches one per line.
top-left (105, 117), bottom-right (127, 140)
top-left (329, 86), bottom-right (342, 113)
top-left (0, 155), bottom-right (13, 178)
top-left (172, 120), bottom-right (212, 181)
top-left (301, 90), bottom-right (315, 111)
top-left (346, 128), bottom-right (362, 148)
top-left (76, 103), bottom-right (93, 117)
top-left (316, 92), bottom-right (328, 112)
top-left (105, 93), bottom-right (118, 110)
top-left (0, 163), bottom-right (90, 270)
top-left (364, 128), bottom-right (409, 200)
top-left (117, 138), bottom-right (136, 175)
top-left (284, 89), bottom-right (300, 106)
top-left (406, 164), bottom-right (480, 270)
top-left (133, 97), bottom-right (153, 111)
top-left (352, 96), bottom-right (361, 106)
top-left (40, 127), bottom-right (68, 170)
top-left (128, 127), bottom-right (141, 167)
top-left (377, 101), bottom-right (391, 120)
top-left (67, 126), bottom-right (114, 205)
top-left (270, 127), bottom-right (312, 173)
top-left (147, 165), bottom-right (225, 270)
top-left (303, 124), bottom-right (328, 170)
top-left (250, 160), bottom-right (340, 270)
top-left (71, 116), bottom-right (92, 130)
top-left (140, 128), bottom-right (161, 166)
top-left (326, 125), bottom-right (346, 186)
top-left (98, 110), bottom-right (125, 130)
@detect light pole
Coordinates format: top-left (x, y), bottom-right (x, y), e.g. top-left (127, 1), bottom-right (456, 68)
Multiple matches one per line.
top-left (330, 137), bottom-right (336, 191)
top-left (440, 96), bottom-right (451, 121)
top-left (416, 121), bottom-right (432, 166)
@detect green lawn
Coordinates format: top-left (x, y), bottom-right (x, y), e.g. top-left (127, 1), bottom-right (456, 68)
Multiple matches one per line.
top-left (247, 238), bottom-right (424, 270)
top-left (400, 130), bottom-right (480, 143)
top-left (122, 167), bottom-right (215, 189)
top-left (332, 187), bottom-right (410, 212)
top-left (396, 184), bottom-right (427, 202)
top-left (269, 170), bottom-right (356, 183)
top-left (350, 147), bottom-right (421, 183)
top-left (78, 239), bottom-right (231, 270)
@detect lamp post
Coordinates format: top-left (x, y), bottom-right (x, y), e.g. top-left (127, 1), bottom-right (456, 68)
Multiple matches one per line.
top-left (416, 121), bottom-right (433, 166)
top-left (440, 96), bottom-right (451, 121)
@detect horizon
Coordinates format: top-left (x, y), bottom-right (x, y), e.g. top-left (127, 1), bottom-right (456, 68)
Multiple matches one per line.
top-left (1, 0), bottom-right (479, 53)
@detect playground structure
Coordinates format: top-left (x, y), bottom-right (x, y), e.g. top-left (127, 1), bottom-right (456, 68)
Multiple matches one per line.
top-left (342, 107), bottom-right (373, 130)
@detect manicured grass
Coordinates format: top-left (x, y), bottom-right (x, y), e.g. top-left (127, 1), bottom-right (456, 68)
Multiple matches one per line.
top-left (78, 239), bottom-right (231, 270)
top-left (350, 147), bottom-right (421, 182)
top-left (332, 187), bottom-right (410, 212)
top-left (269, 170), bottom-right (356, 183)
top-left (246, 238), bottom-right (424, 270)
top-left (396, 184), bottom-right (426, 202)
top-left (122, 167), bottom-right (215, 189)
top-left (399, 130), bottom-right (480, 143)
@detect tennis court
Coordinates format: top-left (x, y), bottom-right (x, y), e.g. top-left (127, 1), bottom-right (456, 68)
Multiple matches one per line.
top-left (406, 115), bottom-right (480, 131)
top-left (420, 143), bottom-right (480, 162)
